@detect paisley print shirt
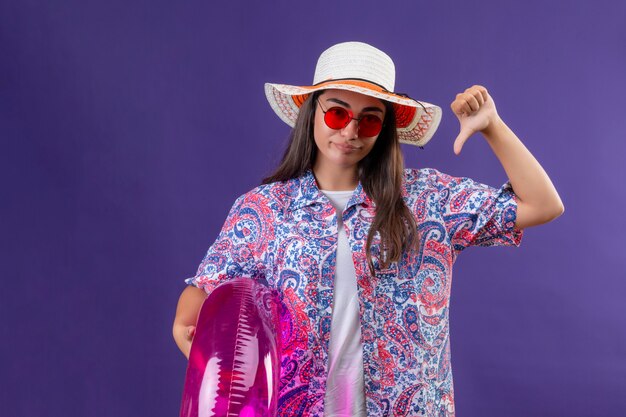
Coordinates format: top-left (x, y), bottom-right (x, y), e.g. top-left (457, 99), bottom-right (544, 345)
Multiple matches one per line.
top-left (186, 168), bottom-right (523, 417)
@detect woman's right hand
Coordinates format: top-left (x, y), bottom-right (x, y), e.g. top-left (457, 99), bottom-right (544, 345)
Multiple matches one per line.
top-left (173, 285), bottom-right (207, 359)
top-left (173, 323), bottom-right (197, 359)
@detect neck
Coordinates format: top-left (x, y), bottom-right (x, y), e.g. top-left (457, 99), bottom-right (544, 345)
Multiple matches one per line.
top-left (312, 161), bottom-right (358, 191)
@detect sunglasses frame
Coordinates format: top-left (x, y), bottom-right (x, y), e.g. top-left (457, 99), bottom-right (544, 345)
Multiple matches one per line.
top-left (316, 99), bottom-right (384, 137)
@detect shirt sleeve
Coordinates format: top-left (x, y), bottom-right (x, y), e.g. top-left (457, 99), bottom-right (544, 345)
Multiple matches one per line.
top-left (434, 170), bottom-right (523, 255)
top-left (184, 193), bottom-right (269, 294)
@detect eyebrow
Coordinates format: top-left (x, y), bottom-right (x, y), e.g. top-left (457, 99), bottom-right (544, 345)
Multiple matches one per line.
top-left (326, 98), bottom-right (384, 113)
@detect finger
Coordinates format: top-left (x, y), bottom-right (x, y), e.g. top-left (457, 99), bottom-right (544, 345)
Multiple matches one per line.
top-left (474, 89), bottom-right (485, 106)
top-left (467, 85), bottom-right (488, 104)
top-left (460, 101), bottom-right (471, 115)
top-left (450, 98), bottom-right (467, 116)
top-left (469, 84), bottom-right (487, 94)
top-left (453, 97), bottom-right (474, 116)
top-left (187, 326), bottom-right (196, 339)
top-left (480, 88), bottom-right (488, 103)
top-left (453, 128), bottom-right (473, 155)
top-left (464, 93), bottom-right (481, 112)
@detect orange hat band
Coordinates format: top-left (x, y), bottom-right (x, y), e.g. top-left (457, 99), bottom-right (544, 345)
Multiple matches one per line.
top-left (289, 79), bottom-right (417, 129)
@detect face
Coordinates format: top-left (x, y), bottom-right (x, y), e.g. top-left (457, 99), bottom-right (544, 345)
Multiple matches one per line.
top-left (313, 89), bottom-right (386, 172)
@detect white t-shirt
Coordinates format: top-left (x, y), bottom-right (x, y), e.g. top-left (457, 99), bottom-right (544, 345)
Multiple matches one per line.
top-left (320, 189), bottom-right (367, 417)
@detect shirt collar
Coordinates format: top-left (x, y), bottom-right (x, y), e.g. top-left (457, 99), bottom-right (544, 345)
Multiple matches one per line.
top-left (287, 169), bottom-right (374, 212)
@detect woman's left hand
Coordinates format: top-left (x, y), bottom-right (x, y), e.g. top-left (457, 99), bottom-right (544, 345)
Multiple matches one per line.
top-left (451, 85), bottom-right (501, 155)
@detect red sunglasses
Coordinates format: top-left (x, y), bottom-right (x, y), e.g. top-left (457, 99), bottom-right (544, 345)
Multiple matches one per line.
top-left (317, 100), bottom-right (384, 137)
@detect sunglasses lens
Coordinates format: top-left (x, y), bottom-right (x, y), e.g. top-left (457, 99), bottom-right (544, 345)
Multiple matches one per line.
top-left (324, 107), bottom-right (351, 129)
top-left (358, 115), bottom-right (383, 137)
top-left (321, 103), bottom-right (384, 137)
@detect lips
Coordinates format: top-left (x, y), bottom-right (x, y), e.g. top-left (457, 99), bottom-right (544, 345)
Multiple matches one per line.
top-left (333, 142), bottom-right (360, 152)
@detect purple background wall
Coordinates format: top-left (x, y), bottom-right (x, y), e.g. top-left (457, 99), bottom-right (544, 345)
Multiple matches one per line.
top-left (2, 1), bottom-right (625, 416)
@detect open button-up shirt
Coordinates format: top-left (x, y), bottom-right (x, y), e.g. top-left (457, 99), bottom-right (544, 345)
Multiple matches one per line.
top-left (186, 168), bottom-right (523, 417)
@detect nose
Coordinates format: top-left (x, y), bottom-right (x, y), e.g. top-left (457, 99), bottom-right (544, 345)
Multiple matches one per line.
top-left (341, 119), bottom-right (359, 139)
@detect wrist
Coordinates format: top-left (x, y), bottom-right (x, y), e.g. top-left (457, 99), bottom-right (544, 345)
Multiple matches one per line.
top-left (481, 117), bottom-right (509, 140)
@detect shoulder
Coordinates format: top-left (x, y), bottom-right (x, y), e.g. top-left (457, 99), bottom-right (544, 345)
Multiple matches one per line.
top-left (403, 167), bottom-right (491, 193)
top-left (403, 167), bottom-right (456, 194)
top-left (404, 167), bottom-right (445, 181)
top-left (231, 176), bottom-right (302, 214)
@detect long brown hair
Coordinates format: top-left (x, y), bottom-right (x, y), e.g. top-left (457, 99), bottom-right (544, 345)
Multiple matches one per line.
top-left (263, 91), bottom-right (419, 275)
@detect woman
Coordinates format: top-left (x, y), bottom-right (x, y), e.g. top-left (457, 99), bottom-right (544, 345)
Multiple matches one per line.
top-left (173, 42), bottom-right (563, 417)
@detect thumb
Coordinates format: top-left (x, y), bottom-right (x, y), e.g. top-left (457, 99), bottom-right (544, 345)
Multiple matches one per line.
top-left (187, 326), bottom-right (196, 339)
top-left (453, 127), bottom-right (473, 155)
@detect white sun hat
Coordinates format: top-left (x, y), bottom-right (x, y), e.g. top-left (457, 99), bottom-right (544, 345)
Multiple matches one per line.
top-left (264, 41), bottom-right (442, 147)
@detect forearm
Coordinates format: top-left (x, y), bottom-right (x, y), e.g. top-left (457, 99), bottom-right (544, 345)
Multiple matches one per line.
top-left (172, 285), bottom-right (207, 356)
top-left (482, 118), bottom-right (564, 228)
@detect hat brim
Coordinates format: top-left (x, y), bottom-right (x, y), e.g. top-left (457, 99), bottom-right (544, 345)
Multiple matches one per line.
top-left (265, 80), bottom-right (442, 147)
